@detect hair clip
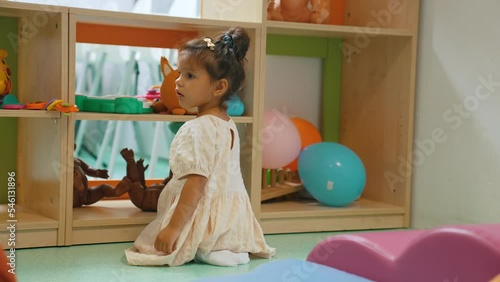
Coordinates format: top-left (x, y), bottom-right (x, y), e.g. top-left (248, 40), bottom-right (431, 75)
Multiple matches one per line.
top-left (204, 37), bottom-right (215, 51)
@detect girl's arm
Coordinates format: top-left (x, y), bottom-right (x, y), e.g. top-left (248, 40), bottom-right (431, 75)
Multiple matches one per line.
top-left (154, 174), bottom-right (207, 254)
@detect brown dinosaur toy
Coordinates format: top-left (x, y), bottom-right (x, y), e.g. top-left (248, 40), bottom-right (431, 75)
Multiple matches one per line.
top-left (73, 144), bottom-right (131, 208)
top-left (120, 148), bottom-right (172, 212)
top-left (152, 56), bottom-right (196, 115)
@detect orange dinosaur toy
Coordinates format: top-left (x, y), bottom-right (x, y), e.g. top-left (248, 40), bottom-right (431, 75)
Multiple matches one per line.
top-left (153, 56), bottom-right (195, 115)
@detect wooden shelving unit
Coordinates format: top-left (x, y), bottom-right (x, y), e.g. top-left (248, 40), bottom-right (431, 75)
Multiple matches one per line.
top-left (0, 2), bottom-right (68, 248)
top-left (0, 0), bottom-right (420, 248)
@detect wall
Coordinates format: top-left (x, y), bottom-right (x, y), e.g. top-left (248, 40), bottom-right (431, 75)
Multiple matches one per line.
top-left (411, 0), bottom-right (500, 228)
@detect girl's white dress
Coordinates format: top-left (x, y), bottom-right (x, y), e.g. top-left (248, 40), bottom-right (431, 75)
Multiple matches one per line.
top-left (125, 115), bottom-right (275, 266)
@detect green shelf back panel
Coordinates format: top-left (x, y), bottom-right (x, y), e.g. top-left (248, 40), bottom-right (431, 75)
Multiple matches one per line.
top-left (266, 34), bottom-right (342, 142)
top-left (0, 16), bottom-right (19, 204)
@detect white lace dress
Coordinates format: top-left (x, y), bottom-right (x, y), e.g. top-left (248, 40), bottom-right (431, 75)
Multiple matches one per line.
top-left (125, 115), bottom-right (275, 266)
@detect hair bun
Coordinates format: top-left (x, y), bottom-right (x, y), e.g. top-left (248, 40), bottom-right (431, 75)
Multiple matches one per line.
top-left (223, 27), bottom-right (250, 62)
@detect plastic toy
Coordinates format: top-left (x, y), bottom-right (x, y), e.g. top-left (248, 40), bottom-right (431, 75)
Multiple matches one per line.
top-left (307, 223), bottom-right (500, 282)
top-left (153, 56), bottom-right (196, 115)
top-left (73, 144), bottom-right (130, 208)
top-left (1, 94), bottom-right (25, 109)
top-left (75, 95), bottom-right (152, 114)
top-left (261, 110), bottom-right (301, 169)
top-left (298, 142), bottom-right (366, 207)
top-left (120, 148), bottom-right (172, 212)
top-left (25, 101), bottom-right (48, 110)
top-left (267, 0), bottom-right (330, 24)
top-left (0, 49), bottom-right (12, 105)
top-left (44, 98), bottom-right (79, 115)
top-left (225, 94), bottom-right (245, 116)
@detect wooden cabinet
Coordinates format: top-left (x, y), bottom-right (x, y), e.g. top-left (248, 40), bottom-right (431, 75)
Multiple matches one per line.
top-left (0, 0), bottom-right (419, 248)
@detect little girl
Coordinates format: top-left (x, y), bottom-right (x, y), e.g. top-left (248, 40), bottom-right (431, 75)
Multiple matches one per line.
top-left (125, 27), bottom-right (275, 267)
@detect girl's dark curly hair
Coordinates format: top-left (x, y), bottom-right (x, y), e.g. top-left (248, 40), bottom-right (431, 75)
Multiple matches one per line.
top-left (178, 27), bottom-right (250, 107)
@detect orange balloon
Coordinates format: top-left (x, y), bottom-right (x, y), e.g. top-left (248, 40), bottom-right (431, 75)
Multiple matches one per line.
top-left (285, 117), bottom-right (322, 171)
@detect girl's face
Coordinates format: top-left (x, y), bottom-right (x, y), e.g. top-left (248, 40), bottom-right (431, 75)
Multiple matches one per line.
top-left (175, 53), bottom-right (220, 114)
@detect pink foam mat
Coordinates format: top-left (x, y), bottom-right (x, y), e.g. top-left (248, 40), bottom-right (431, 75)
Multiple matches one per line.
top-left (306, 224), bottom-right (500, 282)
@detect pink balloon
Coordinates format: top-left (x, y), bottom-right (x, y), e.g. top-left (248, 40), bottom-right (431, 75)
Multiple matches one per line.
top-left (261, 110), bottom-right (301, 169)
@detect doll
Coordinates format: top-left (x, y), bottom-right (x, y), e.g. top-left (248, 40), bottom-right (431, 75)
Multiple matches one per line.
top-left (73, 144), bottom-right (131, 208)
top-left (120, 148), bottom-right (172, 212)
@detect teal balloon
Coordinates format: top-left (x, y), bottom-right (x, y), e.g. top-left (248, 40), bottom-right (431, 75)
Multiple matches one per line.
top-left (298, 142), bottom-right (366, 207)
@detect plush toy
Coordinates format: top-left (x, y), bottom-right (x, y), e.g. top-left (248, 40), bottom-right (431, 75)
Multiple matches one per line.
top-left (153, 56), bottom-right (196, 115)
top-left (120, 148), bottom-right (172, 212)
top-left (73, 144), bottom-right (131, 208)
top-left (267, 0), bottom-right (330, 24)
top-left (0, 49), bottom-right (13, 105)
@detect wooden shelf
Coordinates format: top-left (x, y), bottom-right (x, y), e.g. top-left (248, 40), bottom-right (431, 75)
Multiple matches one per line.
top-left (0, 205), bottom-right (59, 248)
top-left (260, 198), bottom-right (406, 234)
top-left (0, 204), bottom-right (59, 230)
top-left (72, 200), bottom-right (156, 227)
top-left (70, 7), bottom-right (262, 30)
top-left (0, 1), bottom-right (67, 16)
top-left (71, 200), bottom-right (156, 245)
top-left (0, 110), bottom-right (61, 118)
top-left (266, 21), bottom-right (414, 38)
top-left (74, 112), bottom-right (254, 123)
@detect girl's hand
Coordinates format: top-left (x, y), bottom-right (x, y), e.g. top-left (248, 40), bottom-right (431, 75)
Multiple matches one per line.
top-left (154, 226), bottom-right (180, 254)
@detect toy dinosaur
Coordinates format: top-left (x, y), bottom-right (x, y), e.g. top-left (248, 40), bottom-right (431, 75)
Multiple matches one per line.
top-left (267, 0), bottom-right (330, 24)
top-left (73, 144), bottom-right (131, 208)
top-left (153, 56), bottom-right (196, 115)
top-left (120, 148), bottom-right (172, 212)
top-left (0, 49), bottom-right (12, 105)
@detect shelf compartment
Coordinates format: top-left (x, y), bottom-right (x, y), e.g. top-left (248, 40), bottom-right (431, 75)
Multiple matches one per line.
top-left (0, 110), bottom-right (61, 118)
top-left (74, 112), bottom-right (253, 123)
top-left (71, 200), bottom-right (155, 245)
top-left (0, 204), bottom-right (59, 248)
top-left (266, 21), bottom-right (413, 38)
top-left (260, 198), bottom-right (405, 234)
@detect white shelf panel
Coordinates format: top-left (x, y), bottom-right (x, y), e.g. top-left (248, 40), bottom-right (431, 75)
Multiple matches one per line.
top-left (74, 112), bottom-right (253, 123)
top-left (266, 21), bottom-right (414, 38)
top-left (0, 110), bottom-right (61, 118)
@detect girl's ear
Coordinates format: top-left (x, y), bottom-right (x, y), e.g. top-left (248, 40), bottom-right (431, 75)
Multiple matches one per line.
top-left (213, 79), bottom-right (229, 97)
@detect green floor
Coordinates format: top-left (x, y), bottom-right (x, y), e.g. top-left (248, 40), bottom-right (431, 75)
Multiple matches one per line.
top-left (13, 230), bottom-right (370, 282)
